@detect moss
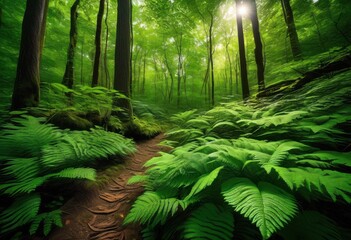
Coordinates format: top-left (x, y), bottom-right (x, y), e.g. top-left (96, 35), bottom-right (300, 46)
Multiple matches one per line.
top-left (48, 110), bottom-right (93, 130)
top-left (124, 116), bottom-right (162, 140)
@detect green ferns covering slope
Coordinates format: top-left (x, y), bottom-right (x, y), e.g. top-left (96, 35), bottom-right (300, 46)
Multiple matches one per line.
top-left (0, 116), bottom-right (135, 238)
top-left (126, 71), bottom-right (351, 239)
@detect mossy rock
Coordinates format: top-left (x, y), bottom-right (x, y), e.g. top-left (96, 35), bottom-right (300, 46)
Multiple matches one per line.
top-left (124, 116), bottom-right (162, 140)
top-left (48, 110), bottom-right (93, 130)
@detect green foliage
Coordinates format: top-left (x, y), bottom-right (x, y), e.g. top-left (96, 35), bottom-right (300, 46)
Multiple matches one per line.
top-left (124, 191), bottom-right (192, 227)
top-left (182, 203), bottom-right (234, 240)
top-left (125, 71), bottom-right (351, 239)
top-left (222, 178), bottom-right (298, 239)
top-left (0, 116), bottom-right (135, 237)
top-left (278, 211), bottom-right (342, 240)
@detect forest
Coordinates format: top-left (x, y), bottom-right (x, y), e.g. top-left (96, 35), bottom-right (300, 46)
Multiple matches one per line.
top-left (0, 0), bottom-right (350, 239)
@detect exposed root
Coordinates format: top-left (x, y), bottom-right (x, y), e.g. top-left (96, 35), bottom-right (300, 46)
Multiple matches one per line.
top-left (99, 192), bottom-right (130, 203)
top-left (85, 204), bottom-right (121, 214)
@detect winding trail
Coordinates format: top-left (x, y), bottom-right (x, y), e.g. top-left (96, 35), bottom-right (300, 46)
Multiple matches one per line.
top-left (49, 134), bottom-right (168, 240)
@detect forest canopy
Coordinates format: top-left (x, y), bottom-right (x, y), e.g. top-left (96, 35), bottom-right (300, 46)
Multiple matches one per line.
top-left (0, 0), bottom-right (350, 239)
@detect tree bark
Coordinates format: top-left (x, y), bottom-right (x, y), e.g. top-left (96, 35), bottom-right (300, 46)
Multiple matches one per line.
top-left (250, 0), bottom-right (265, 92)
top-left (11, 0), bottom-right (49, 110)
top-left (62, 0), bottom-right (80, 89)
top-left (236, 0), bottom-right (250, 100)
top-left (163, 50), bottom-right (174, 103)
top-left (92, 0), bottom-right (105, 87)
top-left (114, 0), bottom-right (132, 119)
top-left (209, 13), bottom-right (215, 106)
top-left (103, 0), bottom-right (111, 88)
top-left (281, 0), bottom-right (302, 60)
top-left (225, 42), bottom-right (233, 95)
top-left (176, 34), bottom-right (183, 107)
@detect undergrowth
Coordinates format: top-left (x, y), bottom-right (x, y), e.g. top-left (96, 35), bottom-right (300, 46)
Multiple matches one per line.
top-left (0, 116), bottom-right (136, 238)
top-left (126, 70), bottom-right (351, 239)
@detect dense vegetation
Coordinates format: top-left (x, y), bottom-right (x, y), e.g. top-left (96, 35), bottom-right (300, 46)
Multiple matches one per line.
top-left (0, 0), bottom-right (350, 239)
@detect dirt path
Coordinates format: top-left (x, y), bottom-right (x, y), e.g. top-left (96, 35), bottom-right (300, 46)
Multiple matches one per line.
top-left (49, 134), bottom-right (167, 240)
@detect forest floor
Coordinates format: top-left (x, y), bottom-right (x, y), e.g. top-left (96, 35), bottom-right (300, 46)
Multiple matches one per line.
top-left (48, 134), bottom-right (168, 240)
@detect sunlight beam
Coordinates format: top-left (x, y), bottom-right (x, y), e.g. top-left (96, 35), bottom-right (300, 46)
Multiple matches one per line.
top-left (238, 4), bottom-right (249, 16)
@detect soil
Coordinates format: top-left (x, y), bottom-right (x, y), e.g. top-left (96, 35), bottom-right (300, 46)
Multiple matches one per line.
top-left (48, 134), bottom-right (168, 240)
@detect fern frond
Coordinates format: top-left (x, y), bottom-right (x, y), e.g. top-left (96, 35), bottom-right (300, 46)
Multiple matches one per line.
top-left (127, 175), bottom-right (149, 185)
top-left (303, 151), bottom-right (351, 167)
top-left (278, 211), bottom-right (342, 240)
top-left (238, 111), bottom-right (307, 127)
top-left (0, 194), bottom-right (41, 234)
top-left (0, 116), bottom-right (61, 158)
top-left (272, 167), bottom-right (351, 203)
top-left (29, 209), bottom-right (62, 236)
top-left (2, 157), bottom-right (40, 180)
top-left (184, 167), bottom-right (223, 200)
top-left (233, 138), bottom-right (278, 154)
top-left (222, 178), bottom-right (298, 239)
top-left (170, 109), bottom-right (198, 125)
top-left (0, 177), bottom-right (48, 196)
top-left (51, 167), bottom-right (96, 181)
top-left (124, 191), bottom-right (191, 226)
top-left (182, 203), bottom-right (234, 240)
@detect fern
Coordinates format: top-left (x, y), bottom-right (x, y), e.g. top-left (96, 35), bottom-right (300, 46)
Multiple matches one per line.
top-left (278, 211), bottom-right (342, 240)
top-left (0, 194), bottom-right (41, 234)
top-left (222, 178), bottom-right (298, 239)
top-left (238, 111), bottom-right (308, 128)
top-left (0, 116), bottom-right (135, 237)
top-left (51, 167), bottom-right (96, 181)
top-left (182, 203), bottom-right (234, 240)
top-left (184, 166), bottom-right (223, 200)
top-left (29, 209), bottom-right (63, 236)
top-left (0, 116), bottom-right (61, 158)
top-left (124, 191), bottom-right (192, 226)
top-left (272, 167), bottom-right (351, 203)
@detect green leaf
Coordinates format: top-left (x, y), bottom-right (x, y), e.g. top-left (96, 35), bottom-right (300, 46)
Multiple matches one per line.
top-left (124, 191), bottom-right (191, 226)
top-left (272, 167), bottom-right (351, 203)
top-left (182, 203), bottom-right (234, 240)
top-left (52, 167), bottom-right (96, 181)
top-left (222, 178), bottom-right (298, 239)
top-left (0, 194), bottom-right (41, 234)
top-left (185, 166), bottom-right (223, 200)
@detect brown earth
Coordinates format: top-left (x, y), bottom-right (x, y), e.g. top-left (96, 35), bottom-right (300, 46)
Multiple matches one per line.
top-left (48, 134), bottom-right (168, 240)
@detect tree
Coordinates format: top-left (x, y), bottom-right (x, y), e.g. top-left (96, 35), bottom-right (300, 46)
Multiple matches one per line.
top-left (92, 0), bottom-right (105, 87)
top-left (281, 0), bottom-right (302, 60)
top-left (114, 0), bottom-right (132, 119)
top-left (62, 0), bottom-right (80, 89)
top-left (249, 0), bottom-right (265, 92)
top-left (11, 0), bottom-right (49, 110)
top-left (236, 0), bottom-right (250, 100)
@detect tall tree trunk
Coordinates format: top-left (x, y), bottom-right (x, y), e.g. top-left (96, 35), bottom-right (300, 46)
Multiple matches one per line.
top-left (281, 0), bottom-right (302, 60)
top-left (209, 13), bottom-right (215, 106)
top-left (129, 0), bottom-right (133, 95)
top-left (133, 46), bottom-right (141, 94)
top-left (142, 53), bottom-right (146, 95)
top-left (225, 42), bottom-right (233, 95)
top-left (80, 36), bottom-right (84, 84)
top-left (11, 0), bottom-right (49, 110)
top-left (236, 0), bottom-right (250, 100)
top-left (250, 0), bottom-right (265, 92)
top-left (62, 0), bottom-right (80, 89)
top-left (103, 0), bottom-right (111, 88)
top-left (176, 33), bottom-right (183, 107)
top-left (163, 50), bottom-right (174, 103)
top-left (114, 0), bottom-right (132, 119)
top-left (92, 0), bottom-right (105, 87)
top-left (235, 52), bottom-right (239, 95)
